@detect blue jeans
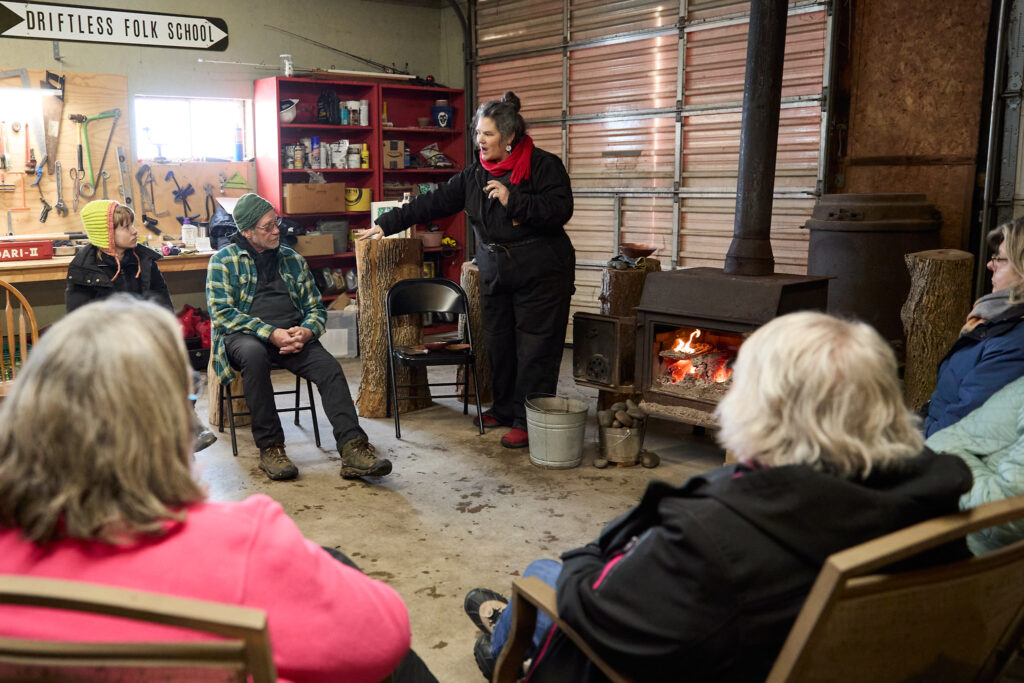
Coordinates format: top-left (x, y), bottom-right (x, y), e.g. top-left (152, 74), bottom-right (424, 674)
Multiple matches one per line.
top-left (490, 558), bottom-right (563, 659)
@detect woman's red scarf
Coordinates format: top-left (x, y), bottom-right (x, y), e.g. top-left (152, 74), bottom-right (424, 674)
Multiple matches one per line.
top-left (479, 135), bottom-right (534, 185)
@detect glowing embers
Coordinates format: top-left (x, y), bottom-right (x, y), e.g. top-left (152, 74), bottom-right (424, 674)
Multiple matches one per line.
top-left (653, 325), bottom-right (743, 401)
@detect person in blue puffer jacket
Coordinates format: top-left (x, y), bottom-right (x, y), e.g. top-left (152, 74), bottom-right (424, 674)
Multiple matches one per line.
top-left (923, 216), bottom-right (1024, 437)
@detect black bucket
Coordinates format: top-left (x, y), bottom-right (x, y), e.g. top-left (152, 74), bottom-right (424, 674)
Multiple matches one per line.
top-left (803, 193), bottom-right (941, 341)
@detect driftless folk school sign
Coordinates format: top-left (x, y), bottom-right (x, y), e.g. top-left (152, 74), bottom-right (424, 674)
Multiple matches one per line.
top-left (0, 1), bottom-right (228, 51)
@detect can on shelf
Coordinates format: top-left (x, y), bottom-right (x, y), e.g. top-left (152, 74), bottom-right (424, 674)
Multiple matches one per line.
top-left (293, 145), bottom-right (305, 169)
top-left (359, 100), bottom-right (369, 126)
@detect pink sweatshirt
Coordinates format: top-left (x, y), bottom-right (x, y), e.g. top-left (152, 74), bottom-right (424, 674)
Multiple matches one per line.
top-left (0, 494), bottom-right (410, 683)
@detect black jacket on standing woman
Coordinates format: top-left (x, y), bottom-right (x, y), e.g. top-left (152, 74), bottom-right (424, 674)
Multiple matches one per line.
top-left (376, 145), bottom-right (575, 430)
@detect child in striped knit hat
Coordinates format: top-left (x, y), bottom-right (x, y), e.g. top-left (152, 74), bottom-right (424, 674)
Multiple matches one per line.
top-left (65, 199), bottom-right (173, 313)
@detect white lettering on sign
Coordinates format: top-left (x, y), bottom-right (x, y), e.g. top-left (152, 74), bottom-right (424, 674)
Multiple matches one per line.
top-left (0, 1), bottom-right (228, 51)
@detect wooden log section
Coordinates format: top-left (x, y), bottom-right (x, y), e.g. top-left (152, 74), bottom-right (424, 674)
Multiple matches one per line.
top-left (206, 356), bottom-right (250, 427)
top-left (456, 261), bottom-right (494, 405)
top-left (901, 249), bottom-right (973, 411)
top-left (599, 258), bottom-right (661, 316)
top-left (355, 238), bottom-right (431, 418)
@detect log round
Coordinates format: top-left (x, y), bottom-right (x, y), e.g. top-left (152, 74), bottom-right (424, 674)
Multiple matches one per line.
top-left (206, 356), bottom-right (250, 427)
top-left (599, 258), bottom-right (661, 316)
top-left (901, 249), bottom-right (974, 411)
top-left (355, 238), bottom-right (432, 418)
top-left (456, 261), bottom-right (494, 405)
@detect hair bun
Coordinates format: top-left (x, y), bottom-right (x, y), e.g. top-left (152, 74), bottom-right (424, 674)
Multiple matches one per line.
top-left (501, 91), bottom-right (521, 113)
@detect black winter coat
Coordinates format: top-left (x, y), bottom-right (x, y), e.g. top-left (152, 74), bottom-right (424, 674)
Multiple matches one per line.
top-left (375, 147), bottom-right (573, 248)
top-left (529, 451), bottom-right (972, 683)
top-left (65, 244), bottom-right (173, 313)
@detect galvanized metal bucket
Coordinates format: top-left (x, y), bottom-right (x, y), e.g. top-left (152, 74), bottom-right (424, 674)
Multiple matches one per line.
top-left (598, 423), bottom-right (646, 465)
top-left (525, 395), bottom-right (588, 469)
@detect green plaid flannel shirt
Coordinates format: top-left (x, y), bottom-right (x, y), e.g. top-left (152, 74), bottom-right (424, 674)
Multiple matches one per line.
top-left (206, 242), bottom-right (326, 384)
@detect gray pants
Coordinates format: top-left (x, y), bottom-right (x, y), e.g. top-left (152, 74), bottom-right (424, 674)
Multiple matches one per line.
top-left (224, 333), bottom-right (365, 450)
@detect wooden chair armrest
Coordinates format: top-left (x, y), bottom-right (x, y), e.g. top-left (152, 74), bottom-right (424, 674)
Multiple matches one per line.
top-left (492, 576), bottom-right (634, 683)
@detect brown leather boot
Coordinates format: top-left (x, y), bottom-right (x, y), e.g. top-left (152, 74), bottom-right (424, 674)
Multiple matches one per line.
top-left (259, 444), bottom-right (298, 481)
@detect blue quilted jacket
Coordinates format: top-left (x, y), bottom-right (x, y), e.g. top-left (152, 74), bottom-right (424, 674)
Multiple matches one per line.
top-left (926, 375), bottom-right (1024, 554)
top-left (923, 310), bottom-right (1024, 437)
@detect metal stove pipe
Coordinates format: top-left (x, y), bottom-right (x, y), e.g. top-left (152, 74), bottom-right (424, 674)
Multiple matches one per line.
top-left (723, 0), bottom-right (789, 276)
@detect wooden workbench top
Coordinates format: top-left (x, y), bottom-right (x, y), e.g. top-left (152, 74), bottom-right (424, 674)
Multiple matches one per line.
top-left (0, 251), bottom-right (214, 284)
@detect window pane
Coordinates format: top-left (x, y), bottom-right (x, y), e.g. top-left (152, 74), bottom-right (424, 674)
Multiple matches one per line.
top-left (190, 99), bottom-right (243, 161)
top-left (135, 97), bottom-right (190, 160)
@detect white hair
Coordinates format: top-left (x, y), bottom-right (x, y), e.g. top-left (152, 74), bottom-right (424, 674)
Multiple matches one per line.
top-left (714, 311), bottom-right (923, 479)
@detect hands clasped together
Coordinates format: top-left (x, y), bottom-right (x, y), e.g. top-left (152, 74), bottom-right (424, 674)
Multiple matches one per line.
top-left (270, 326), bottom-right (313, 355)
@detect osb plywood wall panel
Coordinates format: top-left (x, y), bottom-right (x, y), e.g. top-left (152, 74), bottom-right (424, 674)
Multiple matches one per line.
top-left (843, 0), bottom-right (990, 248)
top-left (0, 69), bottom-right (129, 238)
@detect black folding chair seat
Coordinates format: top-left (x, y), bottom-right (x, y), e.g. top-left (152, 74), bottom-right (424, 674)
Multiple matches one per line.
top-left (217, 359), bottom-right (321, 456)
top-left (385, 277), bottom-right (483, 439)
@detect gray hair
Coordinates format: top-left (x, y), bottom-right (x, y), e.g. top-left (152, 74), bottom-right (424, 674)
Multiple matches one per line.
top-left (714, 311), bottom-right (923, 479)
top-left (987, 216), bottom-right (1024, 303)
top-left (474, 91), bottom-right (526, 144)
top-left (0, 296), bottom-right (204, 544)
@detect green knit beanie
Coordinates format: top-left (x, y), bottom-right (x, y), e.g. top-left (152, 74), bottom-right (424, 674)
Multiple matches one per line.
top-left (232, 193), bottom-right (274, 232)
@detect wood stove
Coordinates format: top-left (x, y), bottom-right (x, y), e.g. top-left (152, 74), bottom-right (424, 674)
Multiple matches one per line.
top-left (635, 268), bottom-right (828, 426)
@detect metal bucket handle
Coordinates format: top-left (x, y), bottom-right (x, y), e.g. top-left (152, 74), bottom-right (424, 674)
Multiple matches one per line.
top-left (525, 393), bottom-right (585, 415)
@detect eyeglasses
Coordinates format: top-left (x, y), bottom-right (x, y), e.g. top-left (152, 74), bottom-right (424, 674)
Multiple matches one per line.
top-left (254, 217), bottom-right (281, 233)
top-left (989, 256), bottom-right (1010, 265)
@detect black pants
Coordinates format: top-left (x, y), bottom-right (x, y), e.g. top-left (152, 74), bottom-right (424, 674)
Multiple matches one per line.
top-left (477, 234), bottom-right (575, 430)
top-left (224, 333), bottom-right (366, 450)
top-left (321, 547), bottom-right (439, 683)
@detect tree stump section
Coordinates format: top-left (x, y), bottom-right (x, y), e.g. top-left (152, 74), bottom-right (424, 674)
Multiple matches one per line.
top-left (456, 261), bottom-right (494, 405)
top-left (901, 249), bottom-right (974, 411)
top-left (355, 238), bottom-right (432, 418)
top-left (206, 356), bottom-right (250, 427)
top-left (599, 258), bottom-right (662, 316)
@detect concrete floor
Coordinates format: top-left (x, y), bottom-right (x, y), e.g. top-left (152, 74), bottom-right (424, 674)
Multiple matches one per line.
top-left (195, 350), bottom-right (725, 681)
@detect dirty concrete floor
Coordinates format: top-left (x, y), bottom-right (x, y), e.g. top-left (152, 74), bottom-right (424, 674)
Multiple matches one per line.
top-left (195, 349), bottom-right (725, 681)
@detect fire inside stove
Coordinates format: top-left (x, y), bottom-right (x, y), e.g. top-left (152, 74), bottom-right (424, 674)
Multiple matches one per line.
top-left (653, 325), bottom-right (744, 402)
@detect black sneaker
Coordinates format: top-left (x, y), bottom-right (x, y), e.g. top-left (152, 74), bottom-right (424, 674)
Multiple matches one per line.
top-left (464, 587), bottom-right (508, 634)
top-left (341, 438), bottom-right (393, 479)
top-left (474, 632), bottom-right (496, 680)
top-left (258, 444), bottom-right (298, 481)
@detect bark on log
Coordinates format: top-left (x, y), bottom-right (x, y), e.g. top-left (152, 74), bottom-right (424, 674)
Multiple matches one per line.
top-left (355, 238), bottom-right (432, 418)
top-left (456, 261), bottom-right (494, 405)
top-left (901, 249), bottom-right (974, 411)
top-left (599, 258), bottom-right (662, 316)
top-left (206, 356), bottom-right (250, 427)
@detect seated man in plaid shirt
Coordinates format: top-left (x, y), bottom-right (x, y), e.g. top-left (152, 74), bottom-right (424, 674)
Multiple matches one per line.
top-left (206, 193), bottom-right (390, 481)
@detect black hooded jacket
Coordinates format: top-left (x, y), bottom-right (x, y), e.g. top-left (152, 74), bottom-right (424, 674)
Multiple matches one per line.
top-left (65, 244), bottom-right (173, 313)
top-left (528, 450), bottom-right (972, 683)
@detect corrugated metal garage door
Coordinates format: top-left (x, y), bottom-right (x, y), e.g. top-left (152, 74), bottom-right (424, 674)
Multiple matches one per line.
top-left (475, 0), bottom-right (833, 334)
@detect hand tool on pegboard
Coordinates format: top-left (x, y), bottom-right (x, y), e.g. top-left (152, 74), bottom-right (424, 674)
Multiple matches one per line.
top-left (135, 164), bottom-right (167, 217)
top-left (53, 161), bottom-right (68, 217)
top-left (80, 109), bottom-right (120, 198)
top-left (219, 171), bottom-right (253, 191)
top-left (100, 170), bottom-right (110, 200)
top-left (115, 146), bottom-right (135, 215)
top-left (0, 69), bottom-right (47, 171)
top-left (165, 170), bottom-right (198, 222)
top-left (24, 125), bottom-right (36, 174)
top-left (39, 71), bottom-right (64, 175)
top-left (68, 113), bottom-right (86, 211)
top-left (0, 122), bottom-right (8, 170)
top-left (32, 166), bottom-right (50, 223)
top-left (203, 183), bottom-right (216, 221)
top-left (4, 172), bottom-right (30, 212)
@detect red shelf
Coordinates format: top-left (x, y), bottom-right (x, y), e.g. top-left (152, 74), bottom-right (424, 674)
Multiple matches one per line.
top-left (281, 123), bottom-right (374, 132)
top-left (382, 168), bottom-right (460, 175)
top-left (283, 168), bottom-right (374, 174)
top-left (281, 210), bottom-right (367, 218)
top-left (382, 126), bottom-right (459, 135)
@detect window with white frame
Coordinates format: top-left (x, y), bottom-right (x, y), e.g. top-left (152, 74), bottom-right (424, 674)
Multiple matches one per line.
top-left (134, 95), bottom-right (251, 162)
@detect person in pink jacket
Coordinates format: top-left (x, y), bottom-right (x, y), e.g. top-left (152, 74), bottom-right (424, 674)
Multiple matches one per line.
top-left (0, 296), bottom-right (415, 683)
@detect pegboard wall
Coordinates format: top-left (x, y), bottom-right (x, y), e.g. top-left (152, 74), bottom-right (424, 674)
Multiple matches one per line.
top-left (0, 68), bottom-right (254, 240)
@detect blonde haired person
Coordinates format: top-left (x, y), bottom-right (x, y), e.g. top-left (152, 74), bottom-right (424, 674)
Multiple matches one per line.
top-left (923, 217), bottom-right (1024, 436)
top-left (0, 297), bottom-right (413, 683)
top-left (66, 199), bottom-right (172, 312)
top-left (464, 311), bottom-right (970, 682)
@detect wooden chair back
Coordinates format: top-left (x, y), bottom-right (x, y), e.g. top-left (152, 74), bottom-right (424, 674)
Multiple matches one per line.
top-left (0, 575), bottom-right (276, 682)
top-left (495, 497), bottom-right (1024, 683)
top-left (768, 495), bottom-right (1024, 683)
top-left (0, 278), bottom-right (39, 398)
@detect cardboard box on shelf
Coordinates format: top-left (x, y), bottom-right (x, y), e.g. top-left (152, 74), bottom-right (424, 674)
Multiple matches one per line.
top-left (293, 233), bottom-right (335, 256)
top-left (282, 183), bottom-right (346, 214)
top-left (382, 140), bottom-right (405, 169)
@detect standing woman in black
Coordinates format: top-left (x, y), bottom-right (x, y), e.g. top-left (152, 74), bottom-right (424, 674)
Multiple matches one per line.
top-left (360, 91), bottom-right (575, 449)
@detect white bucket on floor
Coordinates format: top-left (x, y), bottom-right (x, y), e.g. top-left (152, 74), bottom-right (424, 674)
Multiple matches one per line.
top-left (525, 395), bottom-right (588, 469)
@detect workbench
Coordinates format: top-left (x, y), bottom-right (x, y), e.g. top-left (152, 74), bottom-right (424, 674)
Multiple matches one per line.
top-left (0, 251), bottom-right (213, 284)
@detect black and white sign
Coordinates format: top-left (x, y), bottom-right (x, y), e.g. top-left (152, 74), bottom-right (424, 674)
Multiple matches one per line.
top-left (0, 1), bottom-right (228, 51)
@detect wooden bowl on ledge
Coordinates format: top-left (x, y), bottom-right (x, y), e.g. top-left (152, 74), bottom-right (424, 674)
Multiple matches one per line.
top-left (620, 243), bottom-right (656, 259)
